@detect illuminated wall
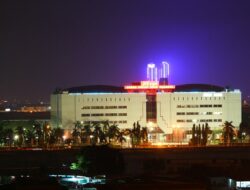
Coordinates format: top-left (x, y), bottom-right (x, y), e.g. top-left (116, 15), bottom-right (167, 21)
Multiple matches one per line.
top-left (51, 93), bottom-right (147, 130)
top-left (157, 91), bottom-right (241, 142)
top-left (51, 89), bottom-right (241, 143)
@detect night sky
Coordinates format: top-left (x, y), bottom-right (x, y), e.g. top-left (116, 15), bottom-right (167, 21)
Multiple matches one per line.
top-left (1, 0), bottom-right (250, 103)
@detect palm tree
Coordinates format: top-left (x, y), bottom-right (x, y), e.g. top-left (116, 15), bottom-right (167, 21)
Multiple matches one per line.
top-left (123, 122), bottom-right (142, 148)
top-left (81, 123), bottom-right (92, 144)
top-left (107, 124), bottom-right (120, 143)
top-left (101, 120), bottom-right (109, 135)
top-left (116, 131), bottom-right (126, 146)
top-left (72, 121), bottom-right (82, 145)
top-left (33, 121), bottom-right (43, 146)
top-left (15, 126), bottom-right (25, 147)
top-left (3, 128), bottom-right (14, 147)
top-left (52, 127), bottom-right (64, 145)
top-left (238, 122), bottom-right (249, 143)
top-left (140, 127), bottom-right (148, 144)
top-left (92, 122), bottom-right (102, 145)
top-left (42, 122), bottom-right (51, 146)
top-left (131, 122), bottom-right (141, 147)
top-left (201, 123), bottom-right (211, 146)
top-left (25, 129), bottom-right (35, 147)
top-left (223, 121), bottom-right (236, 145)
top-left (0, 125), bottom-right (5, 146)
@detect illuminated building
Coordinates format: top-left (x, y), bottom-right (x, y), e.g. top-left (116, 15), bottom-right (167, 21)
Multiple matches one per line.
top-left (51, 63), bottom-right (241, 144)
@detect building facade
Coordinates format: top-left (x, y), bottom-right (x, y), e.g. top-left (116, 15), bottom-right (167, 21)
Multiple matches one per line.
top-left (51, 82), bottom-right (241, 143)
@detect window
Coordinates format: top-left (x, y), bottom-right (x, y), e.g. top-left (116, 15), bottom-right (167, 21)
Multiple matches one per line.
top-left (82, 106), bottom-right (90, 109)
top-left (177, 119), bottom-right (185, 123)
top-left (187, 105), bottom-right (199, 108)
top-left (186, 112), bottom-right (199, 115)
top-left (213, 104), bottom-right (222, 108)
top-left (91, 113), bottom-right (104, 116)
top-left (81, 114), bottom-right (90, 117)
top-left (177, 112), bottom-right (185, 115)
top-left (118, 113), bottom-right (127, 116)
top-left (118, 106), bottom-right (127, 109)
top-left (105, 113), bottom-right (117, 116)
top-left (91, 106), bottom-right (104, 109)
top-left (177, 105), bottom-right (185, 108)
top-left (200, 104), bottom-right (212, 108)
top-left (105, 106), bottom-right (117, 109)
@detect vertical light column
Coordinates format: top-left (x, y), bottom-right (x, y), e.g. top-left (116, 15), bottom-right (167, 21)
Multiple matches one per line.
top-left (147, 63), bottom-right (158, 81)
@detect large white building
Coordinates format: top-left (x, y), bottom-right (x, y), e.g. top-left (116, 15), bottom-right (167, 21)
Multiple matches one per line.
top-left (51, 81), bottom-right (241, 143)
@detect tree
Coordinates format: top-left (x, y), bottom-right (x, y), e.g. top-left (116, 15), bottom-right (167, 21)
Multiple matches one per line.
top-left (72, 121), bottom-right (82, 145)
top-left (33, 121), bottom-right (43, 146)
top-left (123, 122), bottom-right (145, 147)
top-left (3, 128), bottom-right (14, 147)
top-left (42, 122), bottom-right (51, 146)
top-left (70, 155), bottom-right (90, 174)
top-left (52, 127), bottom-right (64, 145)
top-left (201, 123), bottom-right (211, 145)
top-left (92, 122), bottom-right (102, 145)
top-left (81, 123), bottom-right (92, 144)
top-left (190, 123), bottom-right (211, 146)
top-left (140, 127), bottom-right (148, 144)
top-left (15, 126), bottom-right (25, 147)
top-left (190, 124), bottom-right (197, 145)
top-left (223, 121), bottom-right (236, 145)
top-left (116, 131), bottom-right (126, 146)
top-left (25, 129), bottom-right (35, 147)
top-left (107, 124), bottom-right (120, 143)
top-left (238, 122), bottom-right (249, 143)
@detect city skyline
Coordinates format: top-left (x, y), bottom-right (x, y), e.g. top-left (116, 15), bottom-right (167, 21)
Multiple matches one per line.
top-left (1, 0), bottom-right (250, 102)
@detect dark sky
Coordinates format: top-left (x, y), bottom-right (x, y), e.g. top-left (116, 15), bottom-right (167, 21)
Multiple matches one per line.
top-left (1, 0), bottom-right (250, 103)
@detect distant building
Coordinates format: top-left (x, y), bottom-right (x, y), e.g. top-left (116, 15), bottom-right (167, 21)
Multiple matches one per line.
top-left (51, 64), bottom-right (241, 143)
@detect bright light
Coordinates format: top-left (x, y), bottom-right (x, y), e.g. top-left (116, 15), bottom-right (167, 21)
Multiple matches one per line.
top-left (124, 81), bottom-right (175, 90)
top-left (147, 121), bottom-right (156, 129)
top-left (161, 61), bottom-right (170, 78)
top-left (203, 93), bottom-right (212, 97)
top-left (62, 135), bottom-right (66, 140)
top-left (5, 108), bottom-right (11, 112)
top-left (147, 63), bottom-right (158, 81)
top-left (14, 135), bottom-right (19, 140)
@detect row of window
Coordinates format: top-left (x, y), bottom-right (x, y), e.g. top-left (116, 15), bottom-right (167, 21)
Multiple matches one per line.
top-left (177, 104), bottom-right (222, 108)
top-left (177, 119), bottom-right (222, 123)
top-left (83, 120), bottom-right (127, 124)
top-left (177, 112), bottom-right (222, 115)
top-left (81, 113), bottom-right (127, 117)
top-left (173, 97), bottom-right (225, 101)
top-left (82, 106), bottom-right (127, 109)
top-left (81, 98), bottom-right (131, 102)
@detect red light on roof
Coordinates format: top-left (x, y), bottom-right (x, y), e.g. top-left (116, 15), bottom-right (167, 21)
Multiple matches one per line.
top-left (124, 81), bottom-right (175, 92)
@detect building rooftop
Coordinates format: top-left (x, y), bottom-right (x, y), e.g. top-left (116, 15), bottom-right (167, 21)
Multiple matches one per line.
top-left (58, 83), bottom-right (227, 94)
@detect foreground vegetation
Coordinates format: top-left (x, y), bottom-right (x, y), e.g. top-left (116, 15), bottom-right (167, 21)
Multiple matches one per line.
top-left (0, 120), bottom-right (250, 148)
top-left (0, 120), bottom-right (148, 148)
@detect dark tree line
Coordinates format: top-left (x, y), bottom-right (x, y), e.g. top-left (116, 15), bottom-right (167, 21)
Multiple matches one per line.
top-left (190, 123), bottom-right (211, 146)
